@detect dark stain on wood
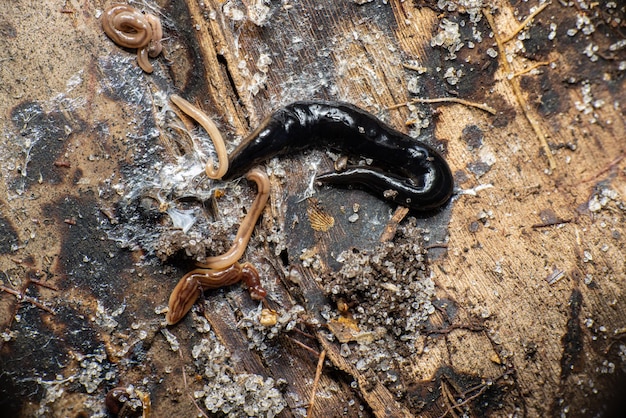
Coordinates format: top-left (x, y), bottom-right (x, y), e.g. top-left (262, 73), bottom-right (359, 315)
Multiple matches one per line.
top-left (9, 101), bottom-right (74, 191)
top-left (47, 195), bottom-right (133, 300)
top-left (0, 211), bottom-right (19, 254)
top-left (559, 288), bottom-right (584, 381)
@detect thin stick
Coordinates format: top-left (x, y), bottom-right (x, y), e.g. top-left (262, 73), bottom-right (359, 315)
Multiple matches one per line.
top-left (512, 60), bottom-right (554, 78)
top-left (306, 349), bottom-right (326, 418)
top-left (402, 63), bottom-right (427, 73)
top-left (438, 368), bottom-right (515, 418)
top-left (531, 218), bottom-right (572, 229)
top-left (0, 285), bottom-right (55, 314)
top-left (501, 3), bottom-right (551, 43)
top-left (287, 336), bottom-right (320, 357)
top-left (179, 349), bottom-right (209, 418)
top-left (389, 97), bottom-right (496, 115)
top-left (582, 154), bottom-right (624, 183)
top-left (483, 8), bottom-right (556, 171)
top-left (379, 206), bottom-right (409, 243)
top-left (440, 381), bottom-right (460, 418)
top-left (29, 278), bottom-right (59, 291)
top-left (290, 326), bottom-right (317, 340)
top-left (438, 384), bottom-right (488, 418)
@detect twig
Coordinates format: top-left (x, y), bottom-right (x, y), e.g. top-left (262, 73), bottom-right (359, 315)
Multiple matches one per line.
top-left (582, 154), bottom-right (624, 183)
top-left (389, 97), bottom-right (496, 115)
top-left (0, 285), bottom-right (55, 314)
top-left (439, 384), bottom-right (488, 418)
top-left (379, 206), bottom-right (409, 242)
top-left (424, 243), bottom-right (449, 250)
top-left (440, 381), bottom-right (460, 418)
top-left (290, 326), bottom-right (318, 340)
top-left (512, 60), bottom-right (554, 78)
top-left (531, 218), bottom-right (572, 229)
top-left (502, 3), bottom-right (551, 43)
top-left (179, 349), bottom-right (209, 418)
top-left (306, 349), bottom-right (326, 418)
top-left (483, 7), bottom-right (557, 171)
top-left (29, 278), bottom-right (59, 291)
top-left (287, 335), bottom-right (321, 357)
top-left (438, 368), bottom-right (517, 418)
top-left (402, 63), bottom-right (427, 73)
top-left (0, 268), bottom-right (57, 353)
top-left (426, 323), bottom-right (485, 336)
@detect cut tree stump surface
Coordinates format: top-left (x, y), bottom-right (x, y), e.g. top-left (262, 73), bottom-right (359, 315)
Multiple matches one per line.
top-left (0, 1), bottom-right (625, 417)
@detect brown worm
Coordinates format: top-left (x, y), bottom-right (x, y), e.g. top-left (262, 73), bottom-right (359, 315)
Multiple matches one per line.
top-left (166, 262), bottom-right (267, 325)
top-left (239, 262), bottom-right (267, 301)
top-left (145, 13), bottom-right (163, 58)
top-left (101, 5), bottom-right (163, 73)
top-left (136, 47), bottom-right (152, 73)
top-left (166, 169), bottom-right (269, 324)
top-left (196, 168), bottom-right (270, 269)
top-left (170, 95), bottom-right (229, 179)
top-left (166, 263), bottom-right (243, 325)
top-left (102, 5), bottom-right (152, 47)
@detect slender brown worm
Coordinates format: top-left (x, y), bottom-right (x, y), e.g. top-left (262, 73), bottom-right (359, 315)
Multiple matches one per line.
top-left (170, 95), bottom-right (229, 179)
top-left (166, 261), bottom-right (267, 324)
top-left (196, 168), bottom-right (270, 269)
top-left (166, 263), bottom-right (243, 324)
top-left (239, 262), bottom-right (267, 301)
top-left (145, 13), bottom-right (163, 58)
top-left (136, 47), bottom-right (152, 73)
top-left (101, 5), bottom-right (163, 73)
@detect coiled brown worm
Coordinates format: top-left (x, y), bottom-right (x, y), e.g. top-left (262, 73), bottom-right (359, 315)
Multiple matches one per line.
top-left (101, 5), bottom-right (163, 73)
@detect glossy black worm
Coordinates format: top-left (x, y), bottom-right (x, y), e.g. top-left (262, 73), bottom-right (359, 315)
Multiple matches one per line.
top-left (225, 101), bottom-right (454, 211)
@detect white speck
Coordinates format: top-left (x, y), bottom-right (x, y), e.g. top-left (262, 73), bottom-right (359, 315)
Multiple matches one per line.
top-left (223, 3), bottom-right (246, 21)
top-left (340, 343), bottom-right (352, 357)
top-left (437, 0), bottom-right (484, 23)
top-left (256, 53), bottom-right (273, 73)
top-left (583, 43), bottom-right (599, 62)
top-left (548, 23), bottom-right (557, 40)
top-left (248, 72), bottom-right (268, 96)
top-left (161, 328), bottom-right (180, 351)
top-left (609, 39), bottom-right (626, 51)
top-left (431, 19), bottom-right (463, 59)
top-left (443, 66), bottom-right (461, 85)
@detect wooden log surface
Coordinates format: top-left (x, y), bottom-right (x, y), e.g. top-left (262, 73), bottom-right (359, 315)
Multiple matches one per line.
top-left (0, 1), bottom-right (625, 417)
